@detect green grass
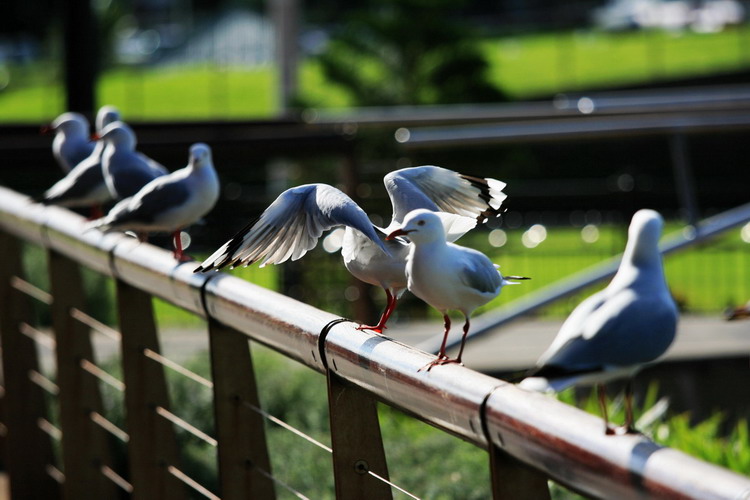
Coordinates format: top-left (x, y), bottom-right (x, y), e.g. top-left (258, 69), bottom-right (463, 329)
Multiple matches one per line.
top-left (2, 25), bottom-right (750, 121)
top-left (484, 26), bottom-right (750, 98)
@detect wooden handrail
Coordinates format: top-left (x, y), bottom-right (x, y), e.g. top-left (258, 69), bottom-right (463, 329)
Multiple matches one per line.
top-left (0, 185), bottom-right (749, 499)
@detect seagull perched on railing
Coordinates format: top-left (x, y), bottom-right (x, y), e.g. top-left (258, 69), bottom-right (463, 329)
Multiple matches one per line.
top-left (87, 143), bottom-right (220, 262)
top-left (519, 209), bottom-right (678, 434)
top-left (42, 112), bottom-right (95, 173)
top-left (724, 300), bottom-right (750, 320)
top-left (196, 165), bottom-right (508, 332)
top-left (386, 209), bottom-right (528, 370)
top-left (39, 106), bottom-right (122, 218)
top-left (97, 121), bottom-right (168, 200)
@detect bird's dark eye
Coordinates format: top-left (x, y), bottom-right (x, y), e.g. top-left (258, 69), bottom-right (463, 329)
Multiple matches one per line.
top-left (417, 220), bottom-right (425, 226)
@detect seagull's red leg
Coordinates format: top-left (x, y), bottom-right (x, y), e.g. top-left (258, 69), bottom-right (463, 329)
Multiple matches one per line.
top-left (437, 314), bottom-right (451, 359)
top-left (420, 314), bottom-right (453, 371)
top-left (454, 317), bottom-right (471, 365)
top-left (357, 289), bottom-right (397, 333)
top-left (88, 204), bottom-right (104, 220)
top-left (381, 292), bottom-right (398, 327)
top-left (598, 383), bottom-right (615, 435)
top-left (172, 230), bottom-right (193, 262)
top-left (621, 379), bottom-right (639, 434)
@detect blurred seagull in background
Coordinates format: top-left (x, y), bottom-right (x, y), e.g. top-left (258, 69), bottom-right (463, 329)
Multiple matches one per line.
top-left (39, 106), bottom-right (122, 218)
top-left (196, 165), bottom-right (508, 332)
top-left (97, 121), bottom-right (168, 200)
top-left (724, 300), bottom-right (750, 320)
top-left (43, 112), bottom-right (95, 173)
top-left (87, 143), bottom-right (219, 262)
top-left (386, 209), bottom-right (528, 371)
top-left (519, 209), bottom-right (678, 434)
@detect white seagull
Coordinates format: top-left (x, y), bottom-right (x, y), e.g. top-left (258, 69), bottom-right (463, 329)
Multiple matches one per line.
top-left (196, 166), bottom-right (508, 332)
top-left (40, 106), bottom-right (122, 217)
top-left (519, 209), bottom-right (678, 434)
top-left (43, 112), bottom-right (95, 173)
top-left (88, 143), bottom-right (220, 261)
top-left (97, 121), bottom-right (168, 200)
top-left (387, 209), bottom-right (527, 370)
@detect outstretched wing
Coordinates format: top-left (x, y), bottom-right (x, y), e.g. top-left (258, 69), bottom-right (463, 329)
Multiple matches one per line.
top-left (383, 165), bottom-right (507, 229)
top-left (196, 184), bottom-right (387, 271)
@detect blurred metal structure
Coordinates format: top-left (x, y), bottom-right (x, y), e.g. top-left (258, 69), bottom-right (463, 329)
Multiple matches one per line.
top-left (1, 186), bottom-right (749, 498)
top-left (305, 84), bottom-right (750, 127)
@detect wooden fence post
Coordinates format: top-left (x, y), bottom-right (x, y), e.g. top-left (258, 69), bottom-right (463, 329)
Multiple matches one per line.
top-left (209, 320), bottom-right (275, 500)
top-left (115, 279), bottom-right (185, 500)
top-left (0, 234), bottom-right (59, 498)
top-left (47, 249), bottom-right (117, 499)
top-left (489, 445), bottom-right (551, 499)
top-left (327, 372), bottom-right (392, 500)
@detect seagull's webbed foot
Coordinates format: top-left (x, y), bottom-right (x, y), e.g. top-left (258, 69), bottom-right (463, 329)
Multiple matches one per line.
top-left (173, 252), bottom-right (195, 263)
top-left (356, 324), bottom-right (387, 334)
top-left (419, 355), bottom-right (462, 372)
top-left (617, 424), bottom-right (641, 435)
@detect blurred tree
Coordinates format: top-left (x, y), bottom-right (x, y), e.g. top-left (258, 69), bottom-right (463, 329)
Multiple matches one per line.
top-left (314, 0), bottom-right (506, 106)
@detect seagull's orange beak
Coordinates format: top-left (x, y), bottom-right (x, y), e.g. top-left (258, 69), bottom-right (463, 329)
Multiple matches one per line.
top-left (386, 228), bottom-right (411, 241)
top-left (91, 133), bottom-right (102, 141)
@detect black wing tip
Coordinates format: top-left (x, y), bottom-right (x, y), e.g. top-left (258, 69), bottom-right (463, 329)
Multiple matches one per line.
top-left (459, 173), bottom-right (488, 186)
top-left (194, 255), bottom-right (235, 273)
top-left (460, 174), bottom-right (506, 222)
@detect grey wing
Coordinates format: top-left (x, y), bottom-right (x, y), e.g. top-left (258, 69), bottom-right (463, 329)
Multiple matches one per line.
top-left (112, 154), bottom-right (167, 198)
top-left (383, 165), bottom-right (507, 226)
top-left (138, 152), bottom-right (169, 176)
top-left (106, 177), bottom-right (190, 227)
top-left (542, 291), bottom-right (677, 371)
top-left (535, 290), bottom-right (608, 367)
top-left (459, 249), bottom-right (502, 294)
top-left (68, 141), bottom-right (96, 168)
top-left (43, 157), bottom-right (106, 204)
top-left (197, 184), bottom-right (387, 271)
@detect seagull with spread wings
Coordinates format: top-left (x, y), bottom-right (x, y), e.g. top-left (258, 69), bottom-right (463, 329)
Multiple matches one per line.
top-left (196, 165), bottom-right (507, 332)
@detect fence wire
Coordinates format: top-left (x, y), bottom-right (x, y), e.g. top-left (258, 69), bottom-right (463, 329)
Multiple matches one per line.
top-left (79, 358), bottom-right (125, 392)
top-left (240, 398), bottom-right (422, 499)
top-left (143, 348), bottom-right (214, 389)
top-left (90, 411), bottom-right (129, 443)
top-left (11, 276), bottom-right (52, 304)
top-left (100, 464), bottom-right (133, 493)
top-left (155, 406), bottom-right (218, 448)
top-left (70, 307), bottom-right (121, 341)
top-left (167, 465), bottom-right (221, 500)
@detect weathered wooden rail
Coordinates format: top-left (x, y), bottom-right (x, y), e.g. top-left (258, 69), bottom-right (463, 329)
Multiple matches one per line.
top-left (0, 184), bottom-right (748, 499)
